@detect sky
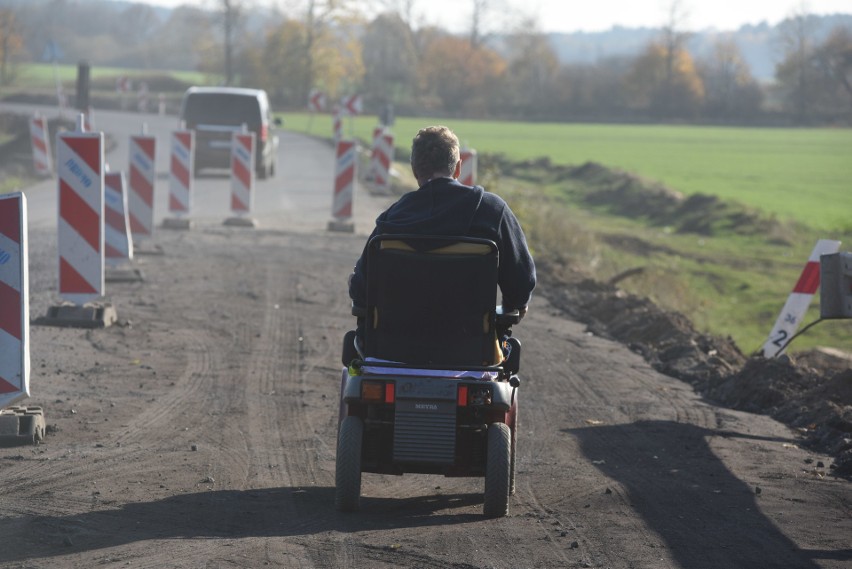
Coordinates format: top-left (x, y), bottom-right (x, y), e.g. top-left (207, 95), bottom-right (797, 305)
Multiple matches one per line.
top-left (139, 0), bottom-right (852, 33)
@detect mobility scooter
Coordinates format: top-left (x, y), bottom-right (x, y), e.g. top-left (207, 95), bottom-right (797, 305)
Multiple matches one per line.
top-left (335, 234), bottom-right (521, 518)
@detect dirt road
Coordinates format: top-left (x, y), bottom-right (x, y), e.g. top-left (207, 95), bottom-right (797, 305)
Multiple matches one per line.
top-left (1, 128), bottom-right (850, 568)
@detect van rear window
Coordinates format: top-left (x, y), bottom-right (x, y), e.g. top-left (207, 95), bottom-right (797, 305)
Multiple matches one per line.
top-left (183, 94), bottom-right (262, 126)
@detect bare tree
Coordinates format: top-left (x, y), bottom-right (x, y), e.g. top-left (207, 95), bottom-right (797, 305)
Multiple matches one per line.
top-left (774, 3), bottom-right (820, 121)
top-left (659, 0), bottom-right (692, 111)
top-left (220, 0), bottom-right (243, 85)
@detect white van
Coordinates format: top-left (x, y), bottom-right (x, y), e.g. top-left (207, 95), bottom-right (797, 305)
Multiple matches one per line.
top-left (179, 86), bottom-right (280, 179)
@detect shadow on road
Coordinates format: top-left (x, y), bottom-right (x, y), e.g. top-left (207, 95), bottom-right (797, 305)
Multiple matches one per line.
top-left (0, 485), bottom-right (484, 562)
top-left (566, 419), bottom-right (849, 569)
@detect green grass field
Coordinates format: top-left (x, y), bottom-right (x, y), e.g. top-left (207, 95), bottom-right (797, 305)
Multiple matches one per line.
top-left (10, 63), bottom-right (215, 89)
top-left (283, 112), bottom-right (852, 353)
top-left (283, 113), bottom-right (852, 233)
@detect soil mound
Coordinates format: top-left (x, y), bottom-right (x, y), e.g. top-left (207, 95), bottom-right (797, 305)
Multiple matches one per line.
top-left (566, 161), bottom-right (785, 238)
top-left (541, 271), bottom-right (852, 476)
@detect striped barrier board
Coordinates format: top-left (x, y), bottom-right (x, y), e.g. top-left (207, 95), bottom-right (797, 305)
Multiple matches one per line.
top-left (0, 192), bottom-right (30, 408)
top-left (104, 171), bottom-right (133, 265)
top-left (761, 238), bottom-right (842, 357)
top-left (56, 127), bottom-right (105, 305)
top-left (328, 139), bottom-right (356, 233)
top-left (128, 134), bottom-right (156, 240)
top-left (29, 114), bottom-right (52, 177)
top-left (372, 132), bottom-right (394, 192)
top-left (230, 131), bottom-right (255, 214)
top-left (168, 130), bottom-right (194, 216)
top-left (460, 148), bottom-right (477, 186)
top-left (365, 125), bottom-right (384, 182)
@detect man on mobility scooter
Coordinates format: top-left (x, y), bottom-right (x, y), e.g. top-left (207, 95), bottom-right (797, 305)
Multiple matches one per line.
top-left (337, 126), bottom-right (536, 517)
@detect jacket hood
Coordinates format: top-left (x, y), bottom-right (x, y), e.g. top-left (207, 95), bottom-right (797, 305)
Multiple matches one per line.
top-left (376, 178), bottom-right (484, 236)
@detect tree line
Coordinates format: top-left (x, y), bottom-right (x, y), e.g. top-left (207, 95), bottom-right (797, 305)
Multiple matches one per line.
top-left (0, 0), bottom-right (850, 124)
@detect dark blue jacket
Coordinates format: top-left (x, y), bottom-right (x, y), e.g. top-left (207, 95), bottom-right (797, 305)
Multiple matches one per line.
top-left (349, 177), bottom-right (536, 311)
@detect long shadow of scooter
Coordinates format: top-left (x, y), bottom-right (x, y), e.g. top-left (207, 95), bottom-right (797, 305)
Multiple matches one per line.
top-left (566, 420), bottom-right (850, 569)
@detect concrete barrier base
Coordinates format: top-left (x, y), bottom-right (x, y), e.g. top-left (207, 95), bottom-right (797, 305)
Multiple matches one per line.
top-left (328, 219), bottom-right (355, 233)
top-left (0, 406), bottom-right (46, 447)
top-left (224, 216), bottom-right (258, 228)
top-left (134, 242), bottom-right (165, 256)
top-left (162, 217), bottom-right (193, 230)
top-left (106, 267), bottom-right (145, 283)
top-left (35, 302), bottom-right (118, 329)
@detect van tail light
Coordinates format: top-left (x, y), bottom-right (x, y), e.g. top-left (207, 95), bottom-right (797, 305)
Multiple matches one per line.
top-left (384, 382), bottom-right (395, 404)
top-left (259, 124), bottom-right (268, 143)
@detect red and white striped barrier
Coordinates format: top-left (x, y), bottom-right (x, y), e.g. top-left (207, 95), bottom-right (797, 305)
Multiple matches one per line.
top-left (365, 125), bottom-right (384, 182)
top-left (371, 132), bottom-right (394, 192)
top-left (128, 133), bottom-right (156, 240)
top-left (29, 114), bottom-right (52, 177)
top-left (460, 148), bottom-right (478, 186)
top-left (308, 88), bottom-right (326, 112)
top-left (168, 130), bottom-right (194, 216)
top-left (56, 119), bottom-right (104, 305)
top-left (332, 106), bottom-right (343, 142)
top-left (761, 238), bottom-right (842, 357)
top-left (330, 139), bottom-right (356, 228)
top-left (230, 131), bottom-right (255, 215)
top-left (0, 192), bottom-right (30, 407)
top-left (104, 171), bottom-right (133, 265)
top-left (340, 94), bottom-right (363, 116)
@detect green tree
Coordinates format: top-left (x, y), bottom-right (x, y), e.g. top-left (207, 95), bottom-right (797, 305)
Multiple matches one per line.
top-left (253, 19), bottom-right (311, 105)
top-left (811, 26), bottom-right (852, 116)
top-left (417, 31), bottom-right (506, 114)
top-left (626, 41), bottom-right (704, 117)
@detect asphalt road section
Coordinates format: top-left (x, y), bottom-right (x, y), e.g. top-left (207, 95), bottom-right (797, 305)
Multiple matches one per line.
top-left (0, 105), bottom-right (849, 569)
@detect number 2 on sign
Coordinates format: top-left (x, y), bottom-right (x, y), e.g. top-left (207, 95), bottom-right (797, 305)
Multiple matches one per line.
top-left (772, 330), bottom-right (788, 348)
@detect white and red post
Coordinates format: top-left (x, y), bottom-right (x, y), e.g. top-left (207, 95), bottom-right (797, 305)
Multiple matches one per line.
top-left (761, 239), bottom-right (842, 357)
top-left (0, 192), bottom-right (30, 407)
top-left (29, 114), bottom-right (53, 177)
top-left (104, 171), bottom-right (133, 265)
top-left (128, 132), bottom-right (157, 241)
top-left (365, 125), bottom-right (384, 182)
top-left (371, 132), bottom-right (394, 193)
top-left (56, 118), bottom-right (105, 305)
top-left (460, 148), bottom-right (478, 186)
top-left (328, 139), bottom-right (356, 232)
top-left (166, 130), bottom-right (194, 225)
top-left (226, 130), bottom-right (257, 227)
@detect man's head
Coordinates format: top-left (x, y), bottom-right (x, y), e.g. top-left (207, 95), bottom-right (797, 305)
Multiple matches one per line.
top-left (410, 126), bottom-right (461, 185)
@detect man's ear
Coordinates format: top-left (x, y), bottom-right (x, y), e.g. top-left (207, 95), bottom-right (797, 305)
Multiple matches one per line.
top-left (453, 160), bottom-right (462, 179)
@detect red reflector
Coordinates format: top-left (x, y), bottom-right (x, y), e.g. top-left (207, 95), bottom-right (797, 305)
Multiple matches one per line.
top-left (458, 385), bottom-right (468, 406)
top-left (385, 382), bottom-right (395, 403)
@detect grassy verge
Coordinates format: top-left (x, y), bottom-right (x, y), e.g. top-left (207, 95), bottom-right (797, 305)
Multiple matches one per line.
top-left (281, 113), bottom-right (852, 233)
top-left (279, 114), bottom-right (852, 355)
